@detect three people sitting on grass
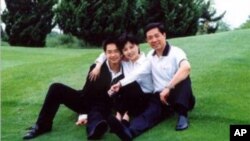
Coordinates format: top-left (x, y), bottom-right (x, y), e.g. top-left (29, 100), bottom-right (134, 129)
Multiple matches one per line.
top-left (23, 22), bottom-right (195, 141)
top-left (106, 22), bottom-right (195, 140)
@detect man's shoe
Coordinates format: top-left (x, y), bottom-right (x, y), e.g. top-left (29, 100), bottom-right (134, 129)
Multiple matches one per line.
top-left (87, 120), bottom-right (108, 140)
top-left (175, 115), bottom-right (189, 131)
top-left (108, 116), bottom-right (132, 141)
top-left (23, 124), bottom-right (51, 140)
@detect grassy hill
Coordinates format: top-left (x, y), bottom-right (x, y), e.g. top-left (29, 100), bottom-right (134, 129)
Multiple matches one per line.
top-left (1, 29), bottom-right (250, 141)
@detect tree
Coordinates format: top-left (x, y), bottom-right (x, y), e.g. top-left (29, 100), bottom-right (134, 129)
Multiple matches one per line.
top-left (55, 0), bottom-right (142, 45)
top-left (142, 0), bottom-right (204, 38)
top-left (217, 21), bottom-right (231, 32)
top-left (1, 0), bottom-right (56, 47)
top-left (1, 25), bottom-right (8, 42)
top-left (198, 0), bottom-right (226, 34)
top-left (239, 15), bottom-right (250, 29)
top-left (55, 0), bottom-right (219, 46)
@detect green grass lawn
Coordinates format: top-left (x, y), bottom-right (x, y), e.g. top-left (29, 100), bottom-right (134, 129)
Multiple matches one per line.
top-left (1, 29), bottom-right (250, 141)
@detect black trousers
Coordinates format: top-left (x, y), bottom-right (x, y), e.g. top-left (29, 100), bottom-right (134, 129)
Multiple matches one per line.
top-left (113, 82), bottom-right (162, 137)
top-left (161, 76), bottom-right (195, 117)
top-left (128, 77), bottom-right (195, 137)
top-left (36, 83), bottom-right (110, 135)
top-left (128, 94), bottom-right (162, 137)
top-left (113, 82), bottom-right (147, 116)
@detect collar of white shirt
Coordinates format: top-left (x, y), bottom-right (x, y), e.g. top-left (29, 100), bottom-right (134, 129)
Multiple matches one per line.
top-left (106, 61), bottom-right (123, 79)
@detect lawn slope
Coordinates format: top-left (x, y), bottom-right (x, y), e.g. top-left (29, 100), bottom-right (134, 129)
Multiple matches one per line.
top-left (1, 29), bottom-right (250, 141)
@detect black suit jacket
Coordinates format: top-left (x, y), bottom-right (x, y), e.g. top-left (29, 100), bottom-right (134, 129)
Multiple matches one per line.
top-left (81, 62), bottom-right (124, 111)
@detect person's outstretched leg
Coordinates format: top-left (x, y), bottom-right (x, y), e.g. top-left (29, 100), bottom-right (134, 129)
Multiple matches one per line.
top-left (108, 95), bottom-right (162, 140)
top-left (128, 95), bottom-right (162, 137)
top-left (23, 83), bottom-right (84, 140)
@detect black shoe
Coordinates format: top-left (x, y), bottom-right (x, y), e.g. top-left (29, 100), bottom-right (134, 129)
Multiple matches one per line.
top-left (23, 124), bottom-right (51, 140)
top-left (87, 120), bottom-right (108, 140)
top-left (175, 115), bottom-right (189, 131)
top-left (108, 116), bottom-right (132, 141)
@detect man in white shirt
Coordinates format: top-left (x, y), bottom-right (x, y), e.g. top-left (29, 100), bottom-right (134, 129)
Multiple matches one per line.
top-left (144, 22), bottom-right (195, 130)
top-left (110, 22), bottom-right (195, 140)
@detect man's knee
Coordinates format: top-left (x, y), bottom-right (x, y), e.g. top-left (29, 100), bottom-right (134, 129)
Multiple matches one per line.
top-left (47, 83), bottom-right (65, 97)
top-left (49, 83), bottom-right (64, 90)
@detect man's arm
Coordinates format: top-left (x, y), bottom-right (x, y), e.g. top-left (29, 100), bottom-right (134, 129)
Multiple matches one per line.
top-left (167, 60), bottom-right (191, 88)
top-left (89, 52), bottom-right (106, 81)
top-left (109, 60), bottom-right (151, 95)
top-left (81, 64), bottom-right (97, 91)
top-left (160, 60), bottom-right (191, 104)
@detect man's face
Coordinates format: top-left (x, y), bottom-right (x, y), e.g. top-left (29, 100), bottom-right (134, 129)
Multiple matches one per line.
top-left (105, 43), bottom-right (122, 65)
top-left (146, 28), bottom-right (166, 51)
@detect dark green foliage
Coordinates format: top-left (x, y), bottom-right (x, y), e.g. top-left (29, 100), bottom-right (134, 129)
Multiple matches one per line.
top-left (143, 0), bottom-right (204, 38)
top-left (1, 0), bottom-right (223, 47)
top-left (199, 1), bottom-right (226, 34)
top-left (55, 0), bottom-right (224, 45)
top-left (55, 0), bottom-right (142, 45)
top-left (1, 0), bottom-right (56, 47)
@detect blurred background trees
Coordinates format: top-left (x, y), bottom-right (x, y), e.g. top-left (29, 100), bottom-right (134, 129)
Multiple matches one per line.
top-left (198, 0), bottom-right (226, 34)
top-left (55, 0), bottom-right (141, 45)
top-left (1, 0), bottom-right (229, 47)
top-left (143, 0), bottom-right (204, 38)
top-left (2, 0), bottom-right (56, 47)
top-left (239, 15), bottom-right (250, 29)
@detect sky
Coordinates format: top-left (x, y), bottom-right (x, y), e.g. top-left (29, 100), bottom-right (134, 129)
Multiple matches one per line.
top-left (211, 0), bottom-right (250, 28)
top-left (1, 0), bottom-right (250, 29)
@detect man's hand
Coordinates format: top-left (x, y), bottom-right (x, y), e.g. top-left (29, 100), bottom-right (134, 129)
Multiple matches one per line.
top-left (75, 114), bottom-right (88, 126)
top-left (89, 63), bottom-right (101, 81)
top-left (159, 88), bottom-right (170, 105)
top-left (108, 82), bottom-right (121, 96)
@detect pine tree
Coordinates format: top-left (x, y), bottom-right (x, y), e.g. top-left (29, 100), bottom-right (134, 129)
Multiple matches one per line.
top-left (1, 0), bottom-right (56, 47)
top-left (55, 0), bottom-right (142, 45)
top-left (143, 0), bottom-right (204, 38)
top-left (199, 1), bottom-right (226, 34)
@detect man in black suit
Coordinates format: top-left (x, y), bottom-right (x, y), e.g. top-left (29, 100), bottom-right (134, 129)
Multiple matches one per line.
top-left (23, 38), bottom-right (124, 140)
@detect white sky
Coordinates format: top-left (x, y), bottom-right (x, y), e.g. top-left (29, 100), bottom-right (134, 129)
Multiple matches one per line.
top-left (212, 0), bottom-right (250, 28)
top-left (1, 0), bottom-right (250, 29)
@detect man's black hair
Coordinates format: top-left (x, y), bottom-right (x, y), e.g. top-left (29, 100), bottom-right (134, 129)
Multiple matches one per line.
top-left (102, 37), bottom-right (122, 53)
top-left (144, 22), bottom-right (165, 36)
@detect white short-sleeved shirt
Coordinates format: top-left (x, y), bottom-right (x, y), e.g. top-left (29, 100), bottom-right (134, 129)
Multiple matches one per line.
top-left (147, 45), bottom-right (187, 92)
top-left (120, 44), bottom-right (188, 93)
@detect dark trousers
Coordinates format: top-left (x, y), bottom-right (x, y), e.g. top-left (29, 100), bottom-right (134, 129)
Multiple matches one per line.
top-left (162, 76), bottom-right (195, 117)
top-left (128, 77), bottom-right (195, 137)
top-left (128, 94), bottom-right (162, 137)
top-left (114, 82), bottom-right (147, 116)
top-left (36, 83), bottom-right (110, 135)
top-left (115, 82), bottom-right (162, 137)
